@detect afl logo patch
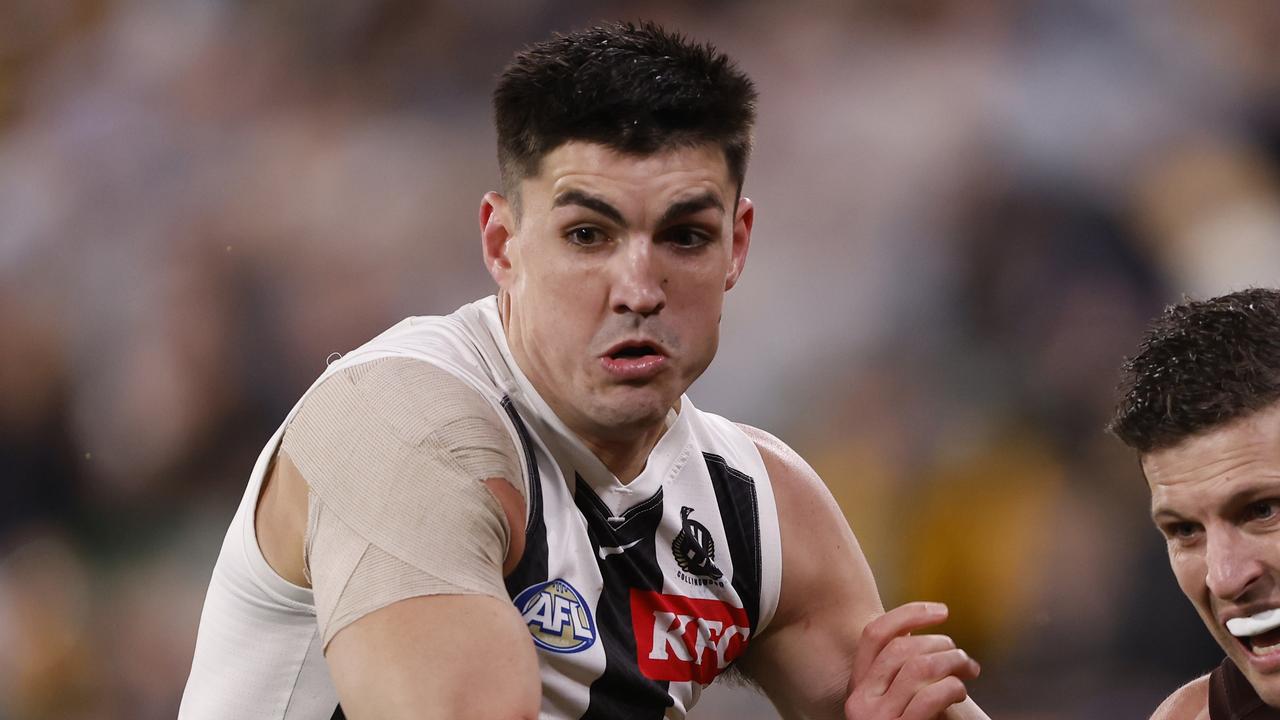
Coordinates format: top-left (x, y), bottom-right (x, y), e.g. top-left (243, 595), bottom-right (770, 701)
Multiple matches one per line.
top-left (513, 579), bottom-right (596, 653)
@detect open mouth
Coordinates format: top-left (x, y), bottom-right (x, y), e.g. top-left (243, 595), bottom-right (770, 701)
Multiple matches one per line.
top-left (610, 344), bottom-right (659, 359)
top-left (1228, 609), bottom-right (1280, 656)
top-left (600, 341), bottom-right (667, 380)
top-left (1246, 628), bottom-right (1280, 656)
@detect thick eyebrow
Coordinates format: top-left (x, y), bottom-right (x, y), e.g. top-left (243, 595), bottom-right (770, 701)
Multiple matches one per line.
top-left (1150, 507), bottom-right (1188, 524)
top-left (1151, 483), bottom-right (1280, 522)
top-left (551, 189), bottom-right (726, 230)
top-left (657, 192), bottom-right (724, 227)
top-left (552, 190), bottom-right (626, 226)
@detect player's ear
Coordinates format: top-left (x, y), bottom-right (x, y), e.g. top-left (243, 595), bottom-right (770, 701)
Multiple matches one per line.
top-left (725, 196), bottom-right (753, 291)
top-left (481, 192), bottom-right (516, 286)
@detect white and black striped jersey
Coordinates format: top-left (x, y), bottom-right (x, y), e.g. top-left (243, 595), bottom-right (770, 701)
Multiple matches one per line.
top-left (179, 296), bottom-right (783, 720)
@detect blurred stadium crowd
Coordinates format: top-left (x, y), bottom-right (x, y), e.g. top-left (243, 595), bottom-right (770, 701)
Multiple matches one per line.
top-left (2, 0), bottom-right (1280, 717)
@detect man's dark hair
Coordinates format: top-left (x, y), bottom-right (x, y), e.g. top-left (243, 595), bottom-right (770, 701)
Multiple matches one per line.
top-left (1109, 287), bottom-right (1280, 453)
top-left (492, 22), bottom-right (757, 202)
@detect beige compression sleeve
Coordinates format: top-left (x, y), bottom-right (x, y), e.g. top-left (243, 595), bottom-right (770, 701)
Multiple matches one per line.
top-left (279, 357), bottom-right (525, 647)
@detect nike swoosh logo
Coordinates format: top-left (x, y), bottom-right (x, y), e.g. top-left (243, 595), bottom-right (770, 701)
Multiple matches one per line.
top-left (598, 538), bottom-right (643, 559)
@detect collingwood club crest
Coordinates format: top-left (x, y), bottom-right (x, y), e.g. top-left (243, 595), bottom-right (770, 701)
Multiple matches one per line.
top-left (672, 506), bottom-right (724, 586)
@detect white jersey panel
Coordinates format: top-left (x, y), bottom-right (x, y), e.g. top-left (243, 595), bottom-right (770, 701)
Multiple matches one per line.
top-left (687, 410), bottom-right (784, 635)
top-left (178, 423), bottom-right (337, 720)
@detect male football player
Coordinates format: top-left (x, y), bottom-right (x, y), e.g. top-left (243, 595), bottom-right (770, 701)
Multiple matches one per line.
top-left (1113, 288), bottom-right (1280, 719)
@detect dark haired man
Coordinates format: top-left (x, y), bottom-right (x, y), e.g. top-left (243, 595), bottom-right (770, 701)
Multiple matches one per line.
top-left (1112, 288), bottom-right (1280, 719)
top-left (180, 23), bottom-right (988, 720)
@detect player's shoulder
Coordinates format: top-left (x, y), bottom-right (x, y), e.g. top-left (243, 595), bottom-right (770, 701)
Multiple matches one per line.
top-left (1150, 674), bottom-right (1211, 720)
top-left (734, 424), bottom-right (820, 485)
top-left (734, 423), bottom-right (838, 513)
top-left (327, 355), bottom-right (461, 401)
top-left (302, 357), bottom-right (497, 445)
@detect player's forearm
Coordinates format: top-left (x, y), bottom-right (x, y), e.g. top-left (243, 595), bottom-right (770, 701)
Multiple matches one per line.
top-left (941, 697), bottom-right (991, 720)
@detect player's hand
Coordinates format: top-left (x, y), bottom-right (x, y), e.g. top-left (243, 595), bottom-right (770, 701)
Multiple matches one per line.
top-left (843, 602), bottom-right (980, 720)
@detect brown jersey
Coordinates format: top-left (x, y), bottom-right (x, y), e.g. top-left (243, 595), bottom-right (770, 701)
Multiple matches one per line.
top-left (1210, 657), bottom-right (1280, 719)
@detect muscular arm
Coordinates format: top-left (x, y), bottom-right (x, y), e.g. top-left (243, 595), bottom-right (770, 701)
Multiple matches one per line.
top-left (734, 425), bottom-right (987, 720)
top-left (731, 425), bottom-right (880, 716)
top-left (254, 358), bottom-right (539, 719)
top-left (325, 593), bottom-right (537, 719)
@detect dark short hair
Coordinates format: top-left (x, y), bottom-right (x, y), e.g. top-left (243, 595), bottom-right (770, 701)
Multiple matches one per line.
top-left (1109, 288), bottom-right (1280, 453)
top-left (492, 22), bottom-right (757, 201)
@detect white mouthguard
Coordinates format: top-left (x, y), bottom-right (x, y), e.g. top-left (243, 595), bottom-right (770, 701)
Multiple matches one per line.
top-left (1227, 608), bottom-right (1280, 637)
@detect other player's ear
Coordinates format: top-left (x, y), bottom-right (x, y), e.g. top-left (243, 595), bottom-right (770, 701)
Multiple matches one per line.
top-left (725, 196), bottom-right (754, 291)
top-left (481, 192), bottom-right (516, 286)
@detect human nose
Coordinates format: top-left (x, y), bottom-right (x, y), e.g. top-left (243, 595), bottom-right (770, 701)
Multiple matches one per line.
top-left (610, 237), bottom-right (665, 317)
top-left (1205, 528), bottom-right (1266, 601)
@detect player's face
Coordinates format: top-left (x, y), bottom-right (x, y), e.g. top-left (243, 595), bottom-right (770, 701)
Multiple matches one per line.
top-left (1145, 402), bottom-right (1280, 705)
top-left (482, 141), bottom-right (751, 447)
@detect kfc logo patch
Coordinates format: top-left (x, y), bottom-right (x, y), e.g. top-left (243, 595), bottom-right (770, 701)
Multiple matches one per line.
top-left (630, 589), bottom-right (750, 684)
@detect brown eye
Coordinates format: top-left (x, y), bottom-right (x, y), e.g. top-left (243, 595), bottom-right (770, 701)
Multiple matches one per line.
top-left (1247, 500), bottom-right (1279, 522)
top-left (567, 227), bottom-right (607, 247)
top-left (663, 226), bottom-right (711, 249)
top-left (1163, 521), bottom-right (1201, 543)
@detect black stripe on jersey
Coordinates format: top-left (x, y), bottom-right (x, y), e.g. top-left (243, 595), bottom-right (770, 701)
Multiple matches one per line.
top-left (703, 453), bottom-right (763, 633)
top-left (501, 397), bottom-right (549, 596)
top-left (575, 475), bottom-right (673, 719)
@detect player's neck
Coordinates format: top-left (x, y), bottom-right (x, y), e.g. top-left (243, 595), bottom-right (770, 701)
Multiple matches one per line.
top-left (577, 422), bottom-right (667, 484)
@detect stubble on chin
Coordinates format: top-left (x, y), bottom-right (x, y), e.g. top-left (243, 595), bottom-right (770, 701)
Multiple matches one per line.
top-left (580, 388), bottom-right (671, 436)
top-left (1248, 670), bottom-right (1280, 707)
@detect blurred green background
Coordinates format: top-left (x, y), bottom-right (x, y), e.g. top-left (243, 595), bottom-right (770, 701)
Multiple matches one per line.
top-left (3, 0), bottom-right (1279, 717)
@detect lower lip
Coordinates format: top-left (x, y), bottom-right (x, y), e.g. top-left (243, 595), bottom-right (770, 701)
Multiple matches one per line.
top-left (1238, 636), bottom-right (1280, 673)
top-left (600, 354), bottom-right (667, 380)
